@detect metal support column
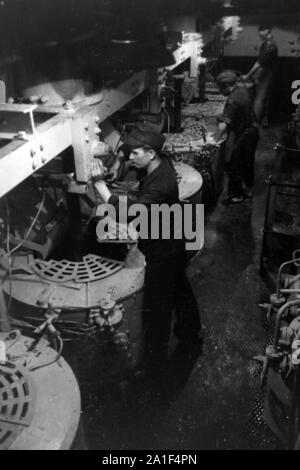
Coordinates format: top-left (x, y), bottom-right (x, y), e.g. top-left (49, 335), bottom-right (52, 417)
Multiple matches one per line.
top-left (0, 285), bottom-right (10, 332)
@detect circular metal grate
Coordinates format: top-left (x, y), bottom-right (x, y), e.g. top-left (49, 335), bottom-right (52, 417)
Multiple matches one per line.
top-left (182, 122), bottom-right (208, 142)
top-left (31, 254), bottom-right (124, 283)
top-left (0, 363), bottom-right (35, 450)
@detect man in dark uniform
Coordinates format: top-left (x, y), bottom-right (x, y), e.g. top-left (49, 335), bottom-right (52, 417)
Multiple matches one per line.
top-left (243, 25), bottom-right (278, 125)
top-left (215, 70), bottom-right (259, 205)
top-left (92, 127), bottom-right (202, 376)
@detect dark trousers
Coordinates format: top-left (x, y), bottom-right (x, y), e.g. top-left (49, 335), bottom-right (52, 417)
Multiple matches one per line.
top-left (253, 70), bottom-right (273, 124)
top-left (227, 127), bottom-right (259, 198)
top-left (142, 250), bottom-right (201, 369)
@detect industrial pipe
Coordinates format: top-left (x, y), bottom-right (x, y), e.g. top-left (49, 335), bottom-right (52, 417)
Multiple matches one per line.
top-left (273, 300), bottom-right (300, 349)
top-left (276, 258), bottom-right (300, 298)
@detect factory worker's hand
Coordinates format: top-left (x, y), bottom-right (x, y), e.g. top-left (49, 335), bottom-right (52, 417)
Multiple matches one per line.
top-left (91, 158), bottom-right (106, 181)
top-left (91, 158), bottom-right (112, 203)
top-left (105, 166), bottom-right (119, 183)
top-left (214, 122), bottom-right (227, 144)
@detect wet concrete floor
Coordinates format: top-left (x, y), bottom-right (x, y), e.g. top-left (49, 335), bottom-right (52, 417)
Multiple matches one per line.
top-left (76, 122), bottom-right (285, 450)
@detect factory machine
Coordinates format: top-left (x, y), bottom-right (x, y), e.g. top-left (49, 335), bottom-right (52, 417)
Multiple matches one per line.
top-left (0, 327), bottom-right (81, 450)
top-left (0, 0), bottom-right (244, 348)
top-left (0, 0), bottom-right (216, 449)
top-left (0, 0), bottom-right (246, 449)
top-left (0, 32), bottom-right (204, 341)
top-left (254, 251), bottom-right (300, 449)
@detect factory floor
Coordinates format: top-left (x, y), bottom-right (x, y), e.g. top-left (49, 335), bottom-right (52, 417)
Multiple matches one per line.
top-left (78, 119), bottom-right (285, 450)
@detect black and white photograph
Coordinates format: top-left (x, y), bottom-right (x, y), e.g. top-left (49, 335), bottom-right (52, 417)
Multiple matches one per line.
top-left (0, 0), bottom-right (300, 453)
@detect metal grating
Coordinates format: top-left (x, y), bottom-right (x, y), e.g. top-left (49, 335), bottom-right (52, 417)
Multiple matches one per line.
top-left (246, 388), bottom-right (281, 449)
top-left (0, 363), bottom-right (35, 450)
top-left (246, 323), bottom-right (283, 449)
top-left (206, 94), bottom-right (227, 102)
top-left (164, 133), bottom-right (191, 152)
top-left (182, 101), bottom-right (225, 119)
top-left (31, 254), bottom-right (124, 283)
top-left (182, 122), bottom-right (207, 142)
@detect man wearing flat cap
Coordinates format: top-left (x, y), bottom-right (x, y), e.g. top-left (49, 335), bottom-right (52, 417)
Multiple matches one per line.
top-left (92, 126), bottom-right (202, 377)
top-left (243, 25), bottom-right (278, 126)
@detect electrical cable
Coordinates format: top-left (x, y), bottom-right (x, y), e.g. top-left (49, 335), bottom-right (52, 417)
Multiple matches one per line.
top-left (5, 198), bottom-right (12, 314)
top-left (8, 317), bottom-right (36, 330)
top-left (29, 334), bottom-right (63, 372)
top-left (275, 145), bottom-right (300, 153)
top-left (2, 194), bottom-right (46, 316)
top-left (4, 191), bottom-right (46, 258)
top-left (163, 107), bottom-right (171, 134)
top-left (113, 135), bottom-right (122, 154)
top-left (5, 329), bottom-right (21, 351)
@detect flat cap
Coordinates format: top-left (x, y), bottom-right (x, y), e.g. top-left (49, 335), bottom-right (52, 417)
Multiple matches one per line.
top-left (123, 127), bottom-right (166, 152)
top-left (216, 70), bottom-right (238, 87)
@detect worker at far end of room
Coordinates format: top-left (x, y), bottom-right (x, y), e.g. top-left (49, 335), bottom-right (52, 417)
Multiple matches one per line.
top-left (215, 70), bottom-right (259, 205)
top-left (242, 24), bottom-right (278, 126)
top-left (91, 127), bottom-right (202, 378)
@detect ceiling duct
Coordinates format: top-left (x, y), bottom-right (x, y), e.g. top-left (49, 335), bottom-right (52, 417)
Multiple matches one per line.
top-left (87, 39), bottom-right (175, 75)
top-left (85, 13), bottom-right (176, 75)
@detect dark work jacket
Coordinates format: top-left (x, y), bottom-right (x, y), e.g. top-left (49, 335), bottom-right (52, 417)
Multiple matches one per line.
top-left (218, 85), bottom-right (257, 138)
top-left (108, 158), bottom-right (185, 262)
top-left (257, 39), bottom-right (278, 71)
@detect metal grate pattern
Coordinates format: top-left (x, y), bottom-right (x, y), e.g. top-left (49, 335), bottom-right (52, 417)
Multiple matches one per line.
top-left (246, 322), bottom-right (282, 449)
top-left (182, 101), bottom-right (225, 118)
top-left (164, 133), bottom-right (191, 151)
top-left (206, 93), bottom-right (227, 102)
top-left (31, 254), bottom-right (124, 283)
top-left (247, 389), bottom-right (281, 449)
top-left (182, 123), bottom-right (207, 142)
top-left (0, 363), bottom-right (35, 450)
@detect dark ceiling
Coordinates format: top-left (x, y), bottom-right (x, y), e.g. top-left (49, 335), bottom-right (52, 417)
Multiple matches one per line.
top-left (1, 0), bottom-right (299, 49)
top-left (0, 0), bottom-right (299, 66)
